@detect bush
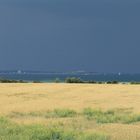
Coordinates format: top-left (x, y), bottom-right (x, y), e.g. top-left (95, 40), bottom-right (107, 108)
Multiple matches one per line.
top-left (88, 80), bottom-right (97, 84)
top-left (130, 81), bottom-right (140, 84)
top-left (65, 77), bottom-right (84, 83)
top-left (112, 81), bottom-right (118, 84)
top-left (98, 81), bottom-right (104, 84)
top-left (33, 80), bottom-right (41, 83)
top-left (106, 81), bottom-right (118, 84)
top-left (0, 79), bottom-right (26, 83)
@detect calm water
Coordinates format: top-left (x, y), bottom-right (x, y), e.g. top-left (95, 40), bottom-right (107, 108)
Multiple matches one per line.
top-left (0, 73), bottom-right (140, 82)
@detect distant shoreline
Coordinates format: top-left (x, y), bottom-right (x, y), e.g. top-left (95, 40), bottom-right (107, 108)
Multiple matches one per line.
top-left (1, 73), bottom-right (140, 82)
top-left (0, 77), bottom-right (140, 84)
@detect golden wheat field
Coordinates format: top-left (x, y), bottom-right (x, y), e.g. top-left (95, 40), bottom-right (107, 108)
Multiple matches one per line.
top-left (1, 83), bottom-right (140, 140)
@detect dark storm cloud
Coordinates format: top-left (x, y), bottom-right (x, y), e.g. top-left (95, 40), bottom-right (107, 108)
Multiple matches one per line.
top-left (0, 0), bottom-right (140, 73)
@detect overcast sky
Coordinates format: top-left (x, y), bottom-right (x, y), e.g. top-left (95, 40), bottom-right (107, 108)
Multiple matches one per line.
top-left (0, 0), bottom-right (140, 73)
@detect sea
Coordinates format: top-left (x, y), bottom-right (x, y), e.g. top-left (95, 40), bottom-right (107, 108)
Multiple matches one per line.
top-left (0, 71), bottom-right (140, 82)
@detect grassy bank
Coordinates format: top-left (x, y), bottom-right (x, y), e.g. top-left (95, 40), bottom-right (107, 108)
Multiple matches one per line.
top-left (2, 107), bottom-right (140, 140)
top-left (7, 108), bottom-right (140, 124)
top-left (0, 117), bottom-right (109, 140)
